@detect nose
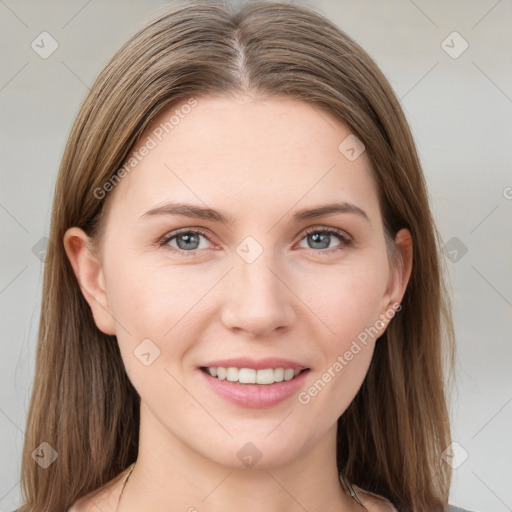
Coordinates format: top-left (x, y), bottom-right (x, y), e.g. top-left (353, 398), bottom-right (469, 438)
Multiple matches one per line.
top-left (220, 255), bottom-right (297, 338)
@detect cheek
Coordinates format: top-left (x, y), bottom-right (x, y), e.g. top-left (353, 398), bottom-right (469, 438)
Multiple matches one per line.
top-left (104, 254), bottom-right (209, 335)
top-left (102, 254), bottom-right (226, 388)
top-left (298, 257), bottom-right (388, 347)
top-left (103, 259), bottom-right (209, 405)
top-left (292, 259), bottom-right (387, 418)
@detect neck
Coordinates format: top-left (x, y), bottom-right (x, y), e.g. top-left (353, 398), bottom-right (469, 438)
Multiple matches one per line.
top-left (118, 401), bottom-right (357, 512)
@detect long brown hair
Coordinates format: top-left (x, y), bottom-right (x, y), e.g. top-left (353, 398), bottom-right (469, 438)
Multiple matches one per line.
top-left (19, 1), bottom-right (455, 510)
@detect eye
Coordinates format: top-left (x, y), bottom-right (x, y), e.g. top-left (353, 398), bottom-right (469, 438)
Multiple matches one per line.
top-left (158, 228), bottom-right (213, 255)
top-left (158, 226), bottom-right (352, 257)
top-left (297, 227), bottom-right (352, 254)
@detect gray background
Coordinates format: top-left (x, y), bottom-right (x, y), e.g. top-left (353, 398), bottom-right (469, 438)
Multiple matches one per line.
top-left (1, 1), bottom-right (511, 511)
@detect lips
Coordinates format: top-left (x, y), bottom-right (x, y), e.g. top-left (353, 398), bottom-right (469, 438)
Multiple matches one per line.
top-left (198, 357), bottom-right (310, 408)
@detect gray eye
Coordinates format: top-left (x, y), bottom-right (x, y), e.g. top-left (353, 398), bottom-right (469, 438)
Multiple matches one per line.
top-left (168, 232), bottom-right (209, 251)
top-left (299, 231), bottom-right (342, 250)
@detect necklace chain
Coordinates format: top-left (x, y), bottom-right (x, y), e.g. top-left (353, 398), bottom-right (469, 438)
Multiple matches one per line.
top-left (115, 463), bottom-right (366, 511)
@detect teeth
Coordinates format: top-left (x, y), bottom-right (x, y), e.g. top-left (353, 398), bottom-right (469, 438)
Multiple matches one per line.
top-left (238, 368), bottom-right (256, 384)
top-left (226, 367), bottom-right (239, 382)
top-left (206, 366), bottom-right (303, 385)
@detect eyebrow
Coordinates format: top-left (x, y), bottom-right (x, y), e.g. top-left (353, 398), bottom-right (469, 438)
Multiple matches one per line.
top-left (140, 201), bottom-right (370, 225)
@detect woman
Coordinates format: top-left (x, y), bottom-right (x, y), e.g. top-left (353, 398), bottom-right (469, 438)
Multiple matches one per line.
top-left (16, 2), bottom-right (474, 511)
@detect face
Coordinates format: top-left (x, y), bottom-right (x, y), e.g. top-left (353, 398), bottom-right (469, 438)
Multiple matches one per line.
top-left (66, 94), bottom-right (411, 471)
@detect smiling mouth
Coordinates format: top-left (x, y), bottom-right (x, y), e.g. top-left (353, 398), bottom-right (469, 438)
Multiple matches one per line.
top-left (200, 366), bottom-right (310, 385)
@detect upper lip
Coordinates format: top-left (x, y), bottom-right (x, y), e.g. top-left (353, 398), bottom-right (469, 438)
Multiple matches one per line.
top-left (200, 357), bottom-right (309, 371)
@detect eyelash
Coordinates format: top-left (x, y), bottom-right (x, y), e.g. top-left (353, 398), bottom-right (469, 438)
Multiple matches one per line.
top-left (157, 226), bottom-right (353, 257)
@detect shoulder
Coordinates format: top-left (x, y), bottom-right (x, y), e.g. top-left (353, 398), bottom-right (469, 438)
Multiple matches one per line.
top-left (353, 485), bottom-right (397, 511)
top-left (353, 486), bottom-right (477, 512)
top-left (67, 471), bottom-right (126, 512)
top-left (9, 474), bottom-right (124, 512)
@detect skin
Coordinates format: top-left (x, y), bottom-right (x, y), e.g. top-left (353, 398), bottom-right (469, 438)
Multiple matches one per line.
top-left (65, 94), bottom-right (412, 512)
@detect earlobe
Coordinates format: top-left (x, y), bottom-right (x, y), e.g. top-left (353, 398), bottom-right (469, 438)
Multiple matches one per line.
top-left (63, 227), bottom-right (117, 335)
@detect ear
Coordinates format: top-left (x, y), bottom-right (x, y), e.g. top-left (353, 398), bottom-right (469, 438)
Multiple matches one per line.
top-left (378, 228), bottom-right (413, 333)
top-left (63, 227), bottom-right (116, 335)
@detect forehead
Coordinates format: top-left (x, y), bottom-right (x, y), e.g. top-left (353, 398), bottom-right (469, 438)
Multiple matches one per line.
top-left (107, 94), bottom-right (381, 226)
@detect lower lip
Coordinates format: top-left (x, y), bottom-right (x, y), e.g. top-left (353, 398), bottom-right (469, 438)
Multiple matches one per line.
top-left (199, 368), bottom-right (310, 408)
